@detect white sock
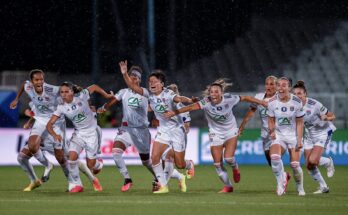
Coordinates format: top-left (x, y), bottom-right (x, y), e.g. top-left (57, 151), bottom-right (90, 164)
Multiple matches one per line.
top-left (68, 160), bottom-right (82, 189)
top-left (308, 167), bottom-right (327, 188)
top-left (60, 160), bottom-right (70, 179)
top-left (214, 163), bottom-right (232, 187)
top-left (93, 159), bottom-right (102, 171)
top-left (78, 161), bottom-right (95, 182)
top-left (17, 152), bottom-right (38, 182)
top-left (271, 154), bottom-right (284, 187)
top-left (152, 162), bottom-right (167, 186)
top-left (164, 159), bottom-right (174, 181)
top-left (142, 159), bottom-right (156, 178)
top-left (291, 161), bottom-right (304, 192)
top-left (319, 157), bottom-right (330, 168)
top-left (225, 157), bottom-right (239, 170)
top-left (112, 148), bottom-right (130, 179)
top-left (33, 149), bottom-right (49, 167)
top-left (171, 169), bottom-right (183, 180)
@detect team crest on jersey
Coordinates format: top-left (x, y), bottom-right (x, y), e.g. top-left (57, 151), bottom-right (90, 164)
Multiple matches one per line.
top-left (290, 106), bottom-right (294, 111)
top-left (77, 102), bottom-right (82, 106)
top-left (72, 105), bottom-right (77, 110)
top-left (281, 107), bottom-right (287, 112)
top-left (44, 97), bottom-right (50, 101)
top-left (306, 110), bottom-right (311, 115)
top-left (157, 98), bottom-right (162, 103)
top-left (217, 106), bottom-right (222, 111)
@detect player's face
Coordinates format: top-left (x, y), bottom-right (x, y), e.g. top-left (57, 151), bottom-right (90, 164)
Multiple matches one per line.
top-left (60, 86), bottom-right (74, 103)
top-left (148, 76), bottom-right (163, 94)
top-left (31, 73), bottom-right (44, 94)
top-left (209, 85), bottom-right (223, 104)
top-left (265, 78), bottom-right (276, 97)
top-left (293, 88), bottom-right (306, 102)
top-left (276, 79), bottom-right (290, 96)
top-left (130, 74), bottom-right (141, 86)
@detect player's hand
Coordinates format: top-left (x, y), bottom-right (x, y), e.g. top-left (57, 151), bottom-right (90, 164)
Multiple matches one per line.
top-left (261, 101), bottom-right (268, 107)
top-left (164, 110), bottom-right (175, 118)
top-left (53, 134), bottom-right (63, 143)
top-left (106, 91), bottom-right (114, 99)
top-left (191, 96), bottom-right (199, 103)
top-left (24, 109), bottom-right (35, 117)
top-left (9, 99), bottom-right (18, 109)
top-left (320, 115), bottom-right (328, 121)
top-left (23, 118), bottom-right (34, 129)
top-left (119, 60), bottom-right (128, 74)
top-left (184, 123), bottom-right (190, 134)
top-left (97, 105), bottom-right (106, 114)
top-left (238, 128), bottom-right (244, 137)
top-left (270, 131), bottom-right (276, 140)
top-left (296, 141), bottom-right (303, 151)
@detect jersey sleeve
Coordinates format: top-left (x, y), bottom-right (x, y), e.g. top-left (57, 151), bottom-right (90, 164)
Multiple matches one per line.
top-left (226, 93), bottom-right (240, 107)
top-left (250, 93), bottom-right (263, 109)
top-left (79, 89), bottom-right (90, 101)
top-left (296, 104), bottom-right (305, 118)
top-left (198, 97), bottom-right (209, 110)
top-left (316, 100), bottom-right (328, 116)
top-left (114, 89), bottom-right (125, 101)
top-left (24, 80), bottom-right (32, 94)
top-left (177, 103), bottom-right (191, 122)
top-left (166, 89), bottom-right (177, 102)
top-left (53, 105), bottom-right (63, 117)
top-left (142, 88), bottom-right (150, 98)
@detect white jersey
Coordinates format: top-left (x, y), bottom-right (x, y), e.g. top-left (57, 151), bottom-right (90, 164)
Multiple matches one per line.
top-left (115, 88), bottom-right (149, 128)
top-left (250, 92), bottom-right (271, 138)
top-left (267, 94), bottom-right (305, 137)
top-left (143, 88), bottom-right (182, 131)
top-left (176, 102), bottom-right (191, 124)
top-left (24, 81), bottom-right (63, 124)
top-left (54, 89), bottom-right (97, 135)
top-left (303, 97), bottom-right (336, 137)
top-left (198, 93), bottom-right (240, 134)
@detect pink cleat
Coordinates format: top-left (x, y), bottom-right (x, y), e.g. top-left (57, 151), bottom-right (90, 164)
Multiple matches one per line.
top-left (92, 178), bottom-right (103, 192)
top-left (218, 186), bottom-right (233, 193)
top-left (233, 169), bottom-right (240, 183)
top-left (186, 160), bottom-right (195, 179)
top-left (69, 185), bottom-right (84, 193)
top-left (121, 179), bottom-right (133, 192)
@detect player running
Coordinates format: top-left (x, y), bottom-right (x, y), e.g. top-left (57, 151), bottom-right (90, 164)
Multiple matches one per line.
top-left (46, 82), bottom-right (113, 193)
top-left (98, 65), bottom-right (157, 192)
top-left (119, 60), bottom-right (195, 194)
top-left (267, 77), bottom-right (305, 196)
top-left (239, 76), bottom-right (277, 165)
top-left (293, 80), bottom-right (335, 194)
top-left (10, 69), bottom-right (69, 191)
top-left (164, 79), bottom-right (267, 193)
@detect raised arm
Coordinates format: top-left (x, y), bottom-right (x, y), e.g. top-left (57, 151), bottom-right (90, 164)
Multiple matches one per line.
top-left (240, 95), bottom-right (267, 107)
top-left (296, 117), bottom-right (304, 150)
top-left (87, 84), bottom-right (114, 99)
top-left (46, 115), bottom-right (62, 143)
top-left (238, 107), bottom-right (257, 136)
top-left (119, 60), bottom-right (144, 95)
top-left (9, 82), bottom-right (25, 109)
top-left (164, 103), bottom-right (200, 118)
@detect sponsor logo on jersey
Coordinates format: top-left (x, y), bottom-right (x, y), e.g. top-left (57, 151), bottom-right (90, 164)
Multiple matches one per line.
top-left (37, 105), bottom-right (50, 112)
top-left (155, 104), bottom-right (168, 113)
top-left (212, 114), bottom-right (227, 122)
top-left (260, 108), bottom-right (267, 118)
top-left (277, 117), bottom-right (291, 125)
top-left (72, 112), bottom-right (87, 123)
top-left (128, 97), bottom-right (142, 107)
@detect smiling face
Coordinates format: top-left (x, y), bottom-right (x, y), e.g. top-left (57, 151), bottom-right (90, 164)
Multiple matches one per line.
top-left (209, 85), bottom-right (223, 104)
top-left (60, 85), bottom-right (74, 103)
top-left (31, 73), bottom-right (44, 94)
top-left (293, 87), bottom-right (307, 103)
top-left (276, 79), bottom-right (290, 98)
top-left (148, 76), bottom-right (164, 94)
top-left (265, 78), bottom-right (276, 97)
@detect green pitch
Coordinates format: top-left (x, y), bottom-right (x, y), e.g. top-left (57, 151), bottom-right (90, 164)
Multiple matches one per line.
top-left (0, 165), bottom-right (347, 215)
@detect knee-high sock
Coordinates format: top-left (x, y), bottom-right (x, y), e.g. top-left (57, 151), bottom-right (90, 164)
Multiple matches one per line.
top-left (171, 169), bottom-right (183, 180)
top-left (142, 159), bottom-right (156, 178)
top-left (33, 149), bottom-right (49, 167)
top-left (308, 166), bottom-right (327, 188)
top-left (112, 148), bottom-right (130, 179)
top-left (214, 163), bottom-right (232, 187)
top-left (68, 160), bottom-right (82, 189)
top-left (271, 154), bottom-right (284, 187)
top-left (164, 159), bottom-right (174, 181)
top-left (319, 157), bottom-right (330, 168)
top-left (185, 160), bottom-right (193, 170)
top-left (291, 161), bottom-right (304, 192)
top-left (17, 153), bottom-right (38, 182)
top-left (225, 157), bottom-right (239, 170)
top-left (78, 161), bottom-right (95, 183)
top-left (60, 160), bottom-right (70, 180)
top-left (152, 162), bottom-right (167, 186)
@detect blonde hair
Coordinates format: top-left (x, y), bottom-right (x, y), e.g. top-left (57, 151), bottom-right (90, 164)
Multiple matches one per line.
top-left (203, 78), bottom-right (232, 97)
top-left (167, 83), bottom-right (180, 95)
top-left (265, 75), bottom-right (277, 83)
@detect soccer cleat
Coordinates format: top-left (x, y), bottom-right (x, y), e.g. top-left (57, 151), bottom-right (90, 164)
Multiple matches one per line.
top-left (178, 174), bottom-right (187, 193)
top-left (92, 177), bottom-right (102, 191)
top-left (153, 185), bottom-right (169, 194)
top-left (41, 162), bottom-right (54, 183)
top-left (186, 160), bottom-right (195, 179)
top-left (93, 158), bottom-right (103, 175)
top-left (298, 190), bottom-right (306, 196)
top-left (69, 185), bottom-right (84, 193)
top-left (121, 179), bottom-right (133, 192)
top-left (233, 169), bottom-right (241, 183)
top-left (152, 180), bottom-right (160, 192)
top-left (277, 172), bottom-right (290, 196)
top-left (23, 180), bottom-right (42, 192)
top-left (327, 157), bottom-right (335, 178)
top-left (313, 187), bottom-right (329, 194)
top-left (218, 186), bottom-right (233, 193)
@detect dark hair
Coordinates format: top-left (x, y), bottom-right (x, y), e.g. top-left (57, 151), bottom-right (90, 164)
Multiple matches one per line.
top-left (29, 69), bottom-right (44, 80)
top-left (278, 77), bottom-right (292, 87)
top-left (60, 82), bottom-right (83, 94)
top-left (128, 65), bottom-right (143, 75)
top-left (149, 70), bottom-right (166, 84)
top-left (293, 80), bottom-right (307, 94)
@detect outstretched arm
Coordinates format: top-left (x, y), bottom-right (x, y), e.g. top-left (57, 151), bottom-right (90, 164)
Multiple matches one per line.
top-left (238, 107), bottom-right (257, 136)
top-left (119, 60), bottom-right (144, 95)
top-left (240, 95), bottom-right (267, 107)
top-left (164, 103), bottom-right (200, 118)
top-left (173, 95), bottom-right (197, 104)
top-left (87, 84), bottom-right (114, 99)
top-left (97, 97), bottom-right (118, 113)
top-left (9, 82), bottom-right (25, 109)
top-left (46, 115), bottom-right (62, 143)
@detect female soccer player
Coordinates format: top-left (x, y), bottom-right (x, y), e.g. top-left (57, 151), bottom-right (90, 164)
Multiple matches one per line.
top-left (293, 80), bottom-right (335, 194)
top-left (267, 77), bottom-right (305, 196)
top-left (119, 61), bottom-right (195, 194)
top-left (239, 76), bottom-right (277, 165)
top-left (46, 82), bottom-right (113, 193)
top-left (164, 79), bottom-right (267, 193)
top-left (10, 69), bottom-right (69, 191)
top-left (98, 65), bottom-right (157, 192)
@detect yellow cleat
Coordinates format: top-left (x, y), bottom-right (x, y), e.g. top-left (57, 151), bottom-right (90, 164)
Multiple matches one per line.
top-left (153, 185), bottom-right (169, 194)
top-left (23, 180), bottom-right (42, 192)
top-left (178, 175), bottom-right (187, 193)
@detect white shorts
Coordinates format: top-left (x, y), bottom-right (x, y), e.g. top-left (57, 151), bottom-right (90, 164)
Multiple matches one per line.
top-left (69, 126), bottom-right (102, 159)
top-left (304, 130), bottom-right (333, 150)
top-left (30, 120), bottom-right (65, 150)
top-left (209, 128), bottom-right (238, 147)
top-left (262, 135), bottom-right (272, 151)
top-left (271, 133), bottom-right (297, 149)
top-left (155, 126), bottom-right (186, 152)
top-left (114, 126), bottom-right (151, 154)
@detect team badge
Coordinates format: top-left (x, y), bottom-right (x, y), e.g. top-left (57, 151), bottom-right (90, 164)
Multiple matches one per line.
top-left (217, 106), bottom-right (222, 111)
top-left (38, 97), bottom-right (43, 101)
top-left (306, 110), bottom-right (311, 115)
